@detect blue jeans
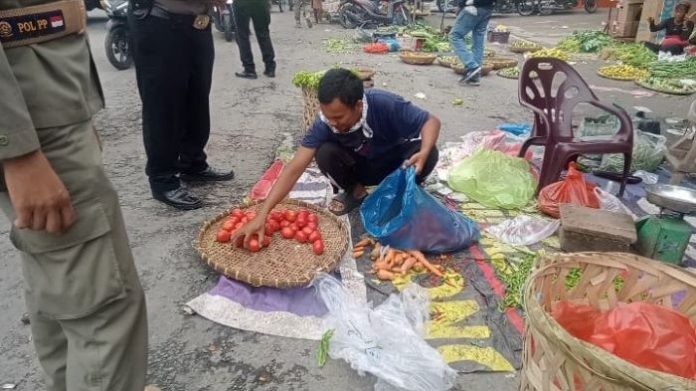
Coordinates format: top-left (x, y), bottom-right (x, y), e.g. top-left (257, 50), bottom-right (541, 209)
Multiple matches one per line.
top-left (449, 7), bottom-right (492, 70)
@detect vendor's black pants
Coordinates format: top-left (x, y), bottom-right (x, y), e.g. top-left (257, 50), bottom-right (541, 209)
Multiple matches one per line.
top-left (643, 41), bottom-right (685, 55)
top-left (234, 0), bottom-right (276, 73)
top-left (130, 13), bottom-right (213, 193)
top-left (315, 140), bottom-right (439, 193)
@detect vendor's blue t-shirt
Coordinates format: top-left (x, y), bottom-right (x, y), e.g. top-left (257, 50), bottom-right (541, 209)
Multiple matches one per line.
top-left (301, 89), bottom-right (430, 160)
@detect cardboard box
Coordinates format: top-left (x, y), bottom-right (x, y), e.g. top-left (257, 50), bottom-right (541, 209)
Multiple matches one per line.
top-left (612, 2), bottom-right (643, 37)
top-left (636, 0), bottom-right (663, 42)
top-left (612, 20), bottom-right (642, 37)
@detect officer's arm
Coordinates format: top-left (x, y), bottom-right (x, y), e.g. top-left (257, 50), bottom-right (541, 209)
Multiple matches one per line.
top-left (0, 46), bottom-right (41, 160)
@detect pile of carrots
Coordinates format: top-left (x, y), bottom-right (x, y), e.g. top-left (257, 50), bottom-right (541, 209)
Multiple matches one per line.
top-left (353, 238), bottom-right (445, 281)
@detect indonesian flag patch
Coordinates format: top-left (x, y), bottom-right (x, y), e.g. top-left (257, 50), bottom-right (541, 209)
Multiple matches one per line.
top-left (50, 15), bottom-right (64, 28)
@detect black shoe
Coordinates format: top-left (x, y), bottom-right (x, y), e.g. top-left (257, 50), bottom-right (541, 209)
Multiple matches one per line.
top-left (235, 71), bottom-right (258, 79)
top-left (152, 187), bottom-right (203, 210)
top-left (460, 66), bottom-right (482, 85)
top-left (180, 167), bottom-right (235, 183)
top-left (263, 69), bottom-right (275, 78)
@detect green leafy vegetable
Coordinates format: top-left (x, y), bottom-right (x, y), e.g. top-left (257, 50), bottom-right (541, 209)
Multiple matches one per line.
top-left (499, 253), bottom-right (537, 309)
top-left (316, 329), bottom-right (335, 368)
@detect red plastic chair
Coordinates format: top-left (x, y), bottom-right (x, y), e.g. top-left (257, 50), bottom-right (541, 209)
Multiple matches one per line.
top-left (517, 58), bottom-right (634, 196)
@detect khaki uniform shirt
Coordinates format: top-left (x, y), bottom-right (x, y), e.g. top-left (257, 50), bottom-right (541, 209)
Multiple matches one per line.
top-left (0, 0), bottom-right (104, 161)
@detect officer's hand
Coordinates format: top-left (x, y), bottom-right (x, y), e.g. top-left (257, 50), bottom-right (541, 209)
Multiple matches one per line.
top-left (403, 150), bottom-right (428, 175)
top-left (231, 214), bottom-right (266, 249)
top-left (3, 151), bottom-right (75, 234)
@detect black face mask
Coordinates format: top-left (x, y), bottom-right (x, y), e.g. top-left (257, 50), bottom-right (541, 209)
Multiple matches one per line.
top-left (337, 127), bottom-right (371, 156)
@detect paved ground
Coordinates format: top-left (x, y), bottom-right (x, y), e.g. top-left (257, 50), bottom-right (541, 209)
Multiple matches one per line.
top-left (1, 6), bottom-right (694, 391)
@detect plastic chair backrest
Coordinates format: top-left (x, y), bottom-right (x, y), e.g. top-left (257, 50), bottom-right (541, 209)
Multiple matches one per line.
top-left (519, 58), bottom-right (599, 141)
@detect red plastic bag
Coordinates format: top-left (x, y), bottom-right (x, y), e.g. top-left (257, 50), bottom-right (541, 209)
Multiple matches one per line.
top-left (249, 160), bottom-right (284, 200)
top-left (363, 43), bottom-right (389, 54)
top-left (553, 301), bottom-right (696, 380)
top-left (538, 162), bottom-right (599, 218)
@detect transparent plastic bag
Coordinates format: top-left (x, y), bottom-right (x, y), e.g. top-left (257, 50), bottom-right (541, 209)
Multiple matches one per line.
top-left (594, 187), bottom-right (629, 215)
top-left (447, 149), bottom-right (536, 209)
top-left (485, 215), bottom-right (560, 246)
top-left (313, 273), bottom-right (457, 391)
top-left (599, 131), bottom-right (666, 174)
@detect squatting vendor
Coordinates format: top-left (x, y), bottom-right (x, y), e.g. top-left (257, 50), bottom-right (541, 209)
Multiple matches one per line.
top-left (234, 68), bottom-right (441, 245)
top-left (644, 0), bottom-right (694, 55)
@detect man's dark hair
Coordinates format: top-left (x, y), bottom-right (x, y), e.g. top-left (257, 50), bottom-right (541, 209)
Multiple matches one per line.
top-left (318, 68), bottom-right (364, 106)
top-left (676, 0), bottom-right (691, 12)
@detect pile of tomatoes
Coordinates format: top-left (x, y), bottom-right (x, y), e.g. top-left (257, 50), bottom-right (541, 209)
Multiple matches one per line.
top-left (216, 208), bottom-right (325, 255)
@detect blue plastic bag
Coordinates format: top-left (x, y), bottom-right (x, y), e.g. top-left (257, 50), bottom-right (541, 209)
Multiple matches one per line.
top-left (360, 167), bottom-right (480, 253)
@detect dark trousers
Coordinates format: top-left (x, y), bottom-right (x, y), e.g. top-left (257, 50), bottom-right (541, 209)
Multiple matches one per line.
top-left (643, 41), bottom-right (685, 55)
top-left (315, 140), bottom-right (439, 193)
top-left (130, 13), bottom-right (213, 193)
top-left (234, 0), bottom-right (276, 73)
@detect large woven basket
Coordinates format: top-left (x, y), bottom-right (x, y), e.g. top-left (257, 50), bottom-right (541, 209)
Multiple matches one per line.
top-left (195, 199), bottom-right (349, 288)
top-left (521, 252), bottom-right (696, 391)
top-left (399, 51), bottom-right (437, 65)
top-left (489, 57), bottom-right (519, 70)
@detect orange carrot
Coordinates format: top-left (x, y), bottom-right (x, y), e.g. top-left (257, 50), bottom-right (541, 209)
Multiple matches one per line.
top-left (353, 250), bottom-right (364, 258)
top-left (408, 250), bottom-right (444, 277)
top-left (400, 257), bottom-right (417, 274)
top-left (377, 269), bottom-right (395, 281)
top-left (355, 238), bottom-right (372, 248)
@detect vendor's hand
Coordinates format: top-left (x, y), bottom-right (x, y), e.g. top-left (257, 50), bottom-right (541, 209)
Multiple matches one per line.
top-left (3, 151), bottom-right (75, 234)
top-left (231, 214), bottom-right (266, 249)
top-left (404, 150), bottom-right (428, 175)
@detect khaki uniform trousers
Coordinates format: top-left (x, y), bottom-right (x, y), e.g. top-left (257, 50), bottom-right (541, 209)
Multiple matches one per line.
top-left (0, 120), bottom-right (147, 391)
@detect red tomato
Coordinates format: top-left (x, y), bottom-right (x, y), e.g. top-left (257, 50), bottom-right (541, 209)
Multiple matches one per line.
top-left (280, 220), bottom-right (291, 228)
top-left (232, 208), bottom-right (244, 218)
top-left (307, 222), bottom-right (318, 232)
top-left (295, 231), bottom-right (308, 243)
top-left (281, 227), bottom-right (295, 239)
top-left (299, 208), bottom-right (310, 216)
top-left (289, 223), bottom-right (299, 231)
top-left (302, 227), bottom-right (314, 236)
top-left (270, 211), bottom-right (284, 221)
top-left (247, 211), bottom-right (257, 220)
top-left (312, 240), bottom-right (325, 255)
top-left (223, 221), bottom-right (235, 231)
top-left (265, 224), bottom-right (274, 237)
top-left (235, 235), bottom-right (245, 248)
top-left (298, 210), bottom-right (309, 220)
top-left (307, 213), bottom-right (318, 223)
top-left (234, 222), bottom-right (244, 230)
top-left (308, 231), bottom-right (321, 243)
top-left (262, 235), bottom-right (272, 247)
top-left (296, 218), bottom-right (307, 228)
top-left (272, 220), bottom-right (282, 231)
top-left (217, 230), bottom-right (231, 242)
top-left (284, 210), bottom-right (297, 222)
top-left (248, 239), bottom-right (260, 252)
top-left (228, 216), bottom-right (239, 225)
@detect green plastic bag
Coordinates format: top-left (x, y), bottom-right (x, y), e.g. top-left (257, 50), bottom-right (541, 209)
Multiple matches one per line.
top-left (447, 149), bottom-right (536, 209)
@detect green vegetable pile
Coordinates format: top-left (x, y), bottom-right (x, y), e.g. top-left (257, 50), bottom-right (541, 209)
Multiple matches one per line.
top-left (293, 68), bottom-right (361, 90)
top-left (316, 329), bottom-right (334, 368)
top-left (638, 76), bottom-right (696, 95)
top-left (649, 58), bottom-right (696, 79)
top-left (499, 253), bottom-right (537, 309)
top-left (599, 130), bottom-right (666, 173)
top-left (600, 43), bottom-right (657, 69)
top-left (378, 22), bottom-right (455, 53)
top-left (323, 38), bottom-right (357, 54)
top-left (556, 30), bottom-right (613, 53)
top-left (565, 268), bottom-right (624, 292)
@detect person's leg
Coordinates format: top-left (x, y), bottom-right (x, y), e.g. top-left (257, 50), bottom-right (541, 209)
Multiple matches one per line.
top-left (131, 15), bottom-right (189, 193)
top-left (0, 120), bottom-right (148, 391)
top-left (472, 9), bottom-right (492, 71)
top-left (179, 24), bottom-right (214, 174)
top-left (294, 0), bottom-right (302, 26)
top-left (643, 41), bottom-right (661, 53)
top-left (449, 11), bottom-right (477, 69)
top-left (250, 2), bottom-right (276, 74)
top-left (234, 2), bottom-right (256, 73)
top-left (315, 143), bottom-right (369, 214)
top-left (661, 44), bottom-right (685, 55)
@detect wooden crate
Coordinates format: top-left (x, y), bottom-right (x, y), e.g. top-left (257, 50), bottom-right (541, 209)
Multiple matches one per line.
top-left (559, 204), bottom-right (637, 253)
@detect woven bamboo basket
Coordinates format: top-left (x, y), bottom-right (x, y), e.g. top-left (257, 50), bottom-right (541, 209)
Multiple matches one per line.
top-left (399, 51), bottom-right (437, 65)
top-left (452, 63), bottom-right (493, 76)
top-left (489, 57), bottom-right (519, 70)
top-left (195, 199), bottom-right (349, 288)
top-left (521, 252), bottom-right (696, 391)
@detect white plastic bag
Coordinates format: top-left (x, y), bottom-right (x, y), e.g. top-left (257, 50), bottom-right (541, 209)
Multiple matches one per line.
top-left (485, 215), bottom-right (560, 246)
top-left (594, 187), bottom-right (629, 215)
top-left (312, 274), bottom-right (456, 391)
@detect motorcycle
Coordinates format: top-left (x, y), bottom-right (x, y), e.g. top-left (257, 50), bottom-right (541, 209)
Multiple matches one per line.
top-left (104, 0), bottom-right (132, 70)
top-left (213, 0), bottom-right (236, 42)
top-left (338, 0), bottom-right (411, 29)
top-left (534, 0), bottom-right (597, 15)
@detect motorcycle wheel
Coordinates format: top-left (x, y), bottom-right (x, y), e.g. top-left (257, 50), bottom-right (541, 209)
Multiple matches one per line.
top-left (338, 4), bottom-right (359, 29)
top-left (584, 0), bottom-right (597, 13)
top-left (223, 13), bottom-right (235, 42)
top-left (517, 1), bottom-right (536, 16)
top-left (105, 26), bottom-right (132, 71)
top-left (538, 1), bottom-right (553, 15)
